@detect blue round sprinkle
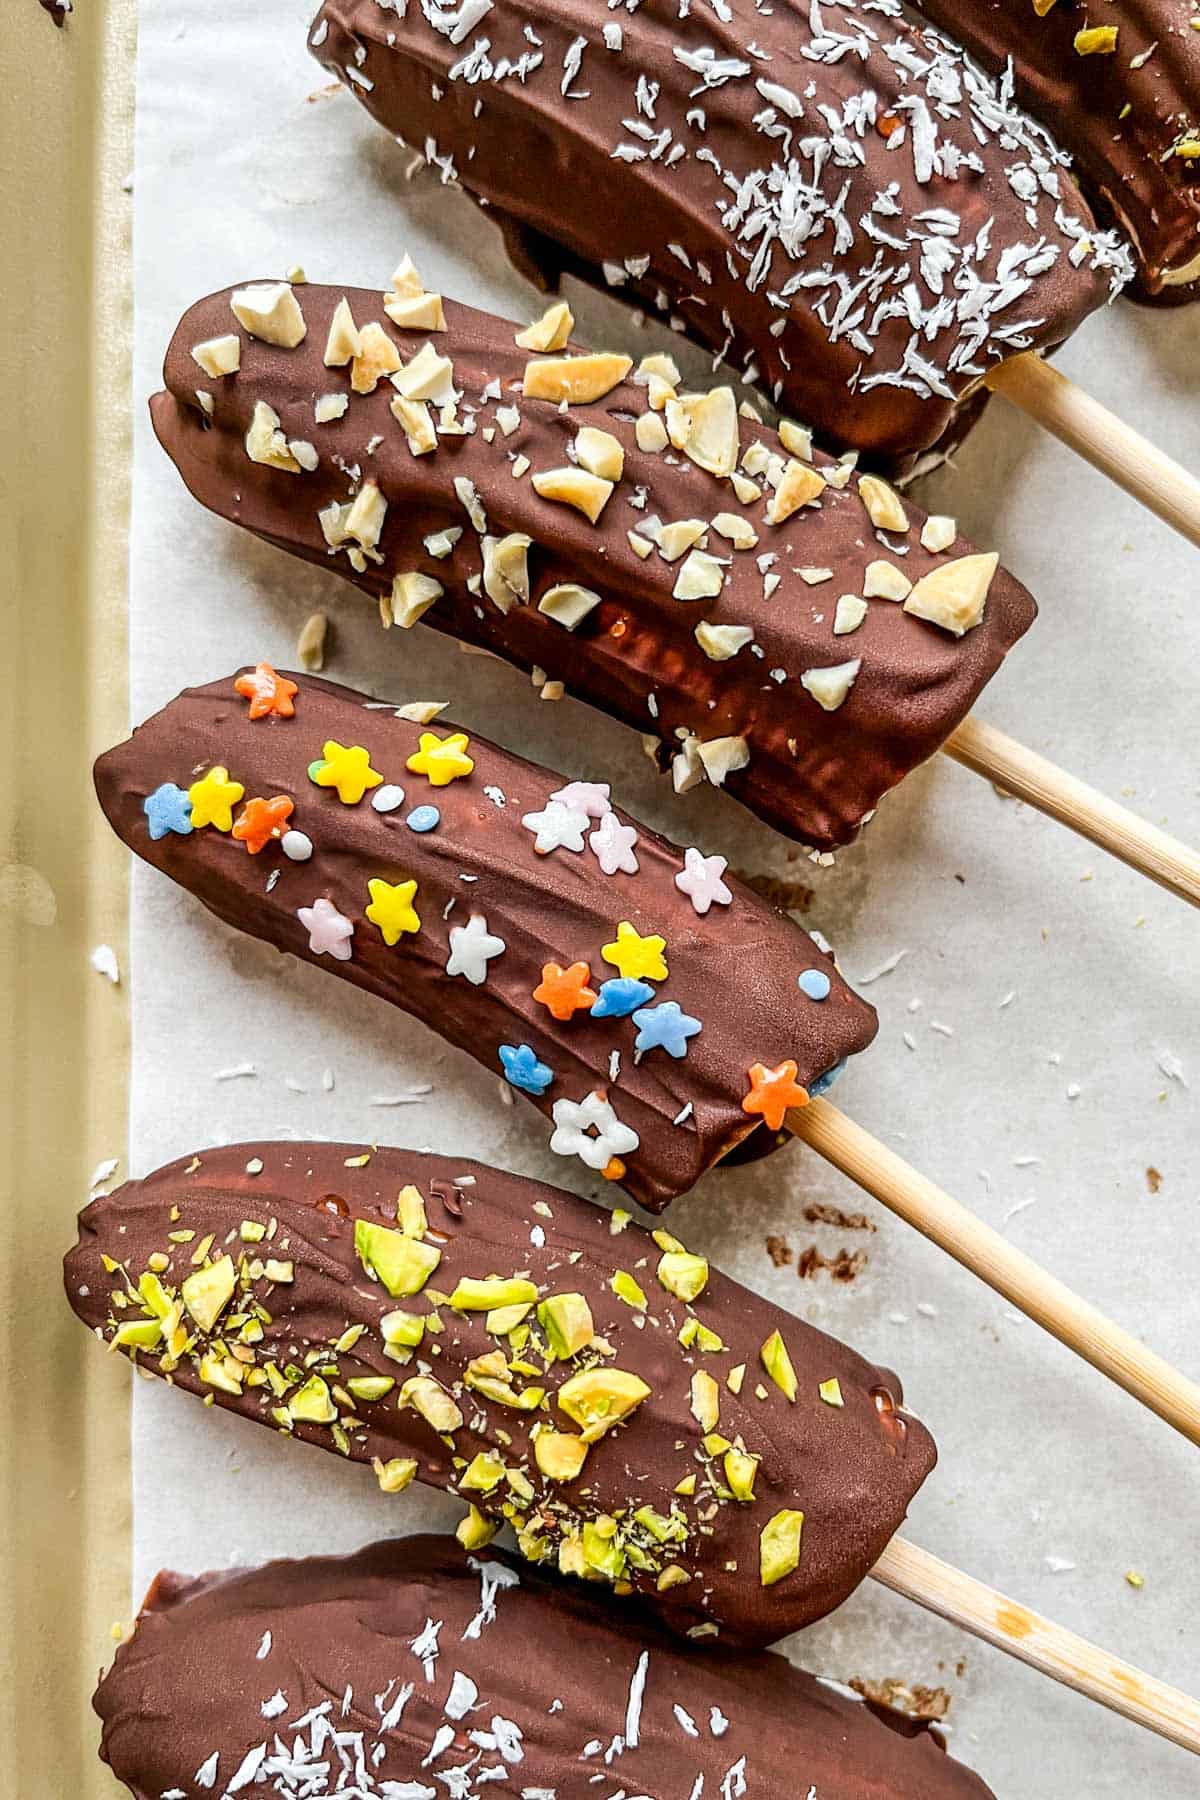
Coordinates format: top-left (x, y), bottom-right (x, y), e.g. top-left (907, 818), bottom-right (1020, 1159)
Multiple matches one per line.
top-left (798, 969), bottom-right (831, 1002)
top-left (406, 805), bottom-right (441, 833)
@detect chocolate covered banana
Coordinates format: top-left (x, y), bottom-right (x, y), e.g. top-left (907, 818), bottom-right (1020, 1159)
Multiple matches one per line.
top-left (155, 279), bottom-right (1037, 853)
top-left (914, 0), bottom-right (1200, 299)
top-left (93, 670), bottom-right (876, 1212)
top-left (95, 1536), bottom-right (997, 1798)
top-left (67, 1143), bottom-right (935, 1645)
top-left (307, 0), bottom-right (1133, 465)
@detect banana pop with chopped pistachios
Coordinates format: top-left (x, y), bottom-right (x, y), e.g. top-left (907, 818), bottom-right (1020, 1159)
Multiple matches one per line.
top-left (154, 276), bottom-right (1037, 853)
top-left (65, 1143), bottom-right (936, 1647)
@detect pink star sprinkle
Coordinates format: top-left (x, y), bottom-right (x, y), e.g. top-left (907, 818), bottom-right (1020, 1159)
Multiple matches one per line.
top-left (589, 811), bottom-right (639, 876)
top-left (675, 847), bottom-right (733, 916)
top-left (297, 896), bottom-right (355, 960)
top-left (549, 780), bottom-right (612, 820)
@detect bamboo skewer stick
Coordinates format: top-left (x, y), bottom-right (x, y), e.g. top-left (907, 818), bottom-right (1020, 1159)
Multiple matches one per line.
top-left (985, 352), bottom-right (1200, 551)
top-left (871, 1537), bottom-right (1200, 1754)
top-left (941, 717), bottom-right (1200, 909)
top-left (787, 1099), bottom-right (1200, 1446)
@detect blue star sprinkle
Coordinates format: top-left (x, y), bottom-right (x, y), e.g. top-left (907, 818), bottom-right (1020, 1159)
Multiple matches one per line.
top-left (406, 805), bottom-right (441, 833)
top-left (798, 969), bottom-right (831, 1002)
top-left (499, 1043), bottom-right (555, 1096)
top-left (631, 1000), bottom-right (702, 1059)
top-left (143, 783), bottom-right (193, 841)
top-left (590, 977), bottom-right (654, 1020)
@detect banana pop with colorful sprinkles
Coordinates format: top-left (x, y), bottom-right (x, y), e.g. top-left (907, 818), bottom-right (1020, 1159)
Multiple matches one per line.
top-left (94, 666), bottom-right (876, 1213)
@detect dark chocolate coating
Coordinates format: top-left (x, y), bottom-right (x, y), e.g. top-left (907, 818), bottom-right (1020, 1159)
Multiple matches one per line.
top-left (94, 1535), bottom-right (998, 1798)
top-left (915, 0), bottom-right (1200, 300)
top-left (66, 1142), bottom-right (936, 1645)
top-left (308, 0), bottom-right (1131, 464)
top-left (93, 671), bottom-right (877, 1211)
top-left (156, 282), bottom-right (1038, 852)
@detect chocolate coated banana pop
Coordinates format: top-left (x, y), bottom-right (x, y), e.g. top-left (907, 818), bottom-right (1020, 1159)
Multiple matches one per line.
top-left (156, 279), bottom-right (1037, 852)
top-left (94, 670), bottom-right (876, 1211)
top-left (67, 1142), bottom-right (935, 1645)
top-left (914, 0), bottom-right (1200, 299)
top-left (94, 1536), bottom-right (997, 1798)
top-left (308, 0), bottom-right (1133, 464)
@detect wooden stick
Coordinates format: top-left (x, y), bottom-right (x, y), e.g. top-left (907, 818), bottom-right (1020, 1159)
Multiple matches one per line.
top-left (985, 352), bottom-right (1200, 550)
top-left (787, 1099), bottom-right (1200, 1445)
top-left (942, 717), bottom-right (1200, 909)
top-left (871, 1537), bottom-right (1200, 1754)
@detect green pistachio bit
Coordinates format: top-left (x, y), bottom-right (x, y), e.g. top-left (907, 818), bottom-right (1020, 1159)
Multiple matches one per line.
top-left (508, 1323), bottom-right (530, 1352)
top-left (399, 1374), bottom-right (463, 1433)
top-left (449, 1276), bottom-right (539, 1311)
top-left (674, 1473), bottom-right (697, 1497)
top-left (760, 1509), bottom-right (805, 1586)
top-left (557, 1367), bottom-right (652, 1442)
top-left (534, 1430), bottom-right (590, 1482)
top-left (374, 1456), bottom-right (419, 1494)
top-left (335, 1324), bottom-right (365, 1354)
top-left (380, 1309), bottom-right (426, 1350)
top-left (727, 1363), bottom-right (746, 1395)
top-left (507, 1467), bottom-right (535, 1502)
top-left (517, 1528), bottom-right (550, 1564)
top-left (396, 1184), bottom-right (428, 1237)
top-left (471, 1376), bottom-right (546, 1411)
top-left (657, 1564), bottom-right (690, 1591)
top-left (112, 1317), bottom-right (163, 1351)
top-left (240, 1219), bottom-right (266, 1242)
top-left (460, 1451), bottom-right (506, 1493)
top-left (760, 1330), bottom-right (798, 1402)
top-left (181, 1255), bottom-right (237, 1333)
top-left (199, 1352), bottom-right (243, 1395)
top-left (137, 1271), bottom-right (172, 1319)
top-left (486, 1302), bottom-right (533, 1335)
top-left (457, 1504), bottom-right (500, 1550)
top-left (288, 1376), bottom-right (338, 1424)
top-left (265, 1362), bottom-right (290, 1398)
top-left (633, 1505), bottom-right (687, 1545)
top-left (679, 1317), bottom-right (725, 1353)
top-left (582, 1518), bottom-right (627, 1581)
top-left (355, 1220), bottom-right (441, 1296)
top-left (690, 1371), bottom-right (721, 1433)
top-left (819, 1377), bottom-right (844, 1407)
top-left (652, 1227), bottom-right (685, 1254)
top-left (657, 1250), bottom-right (709, 1303)
top-left (724, 1448), bottom-right (760, 1501)
top-left (701, 1432), bottom-right (731, 1457)
top-left (271, 1406), bottom-right (292, 1430)
top-left (264, 1259), bottom-right (294, 1284)
top-left (537, 1292), bottom-right (595, 1359)
top-left (346, 1375), bottom-right (396, 1402)
top-left (609, 1208), bottom-right (632, 1235)
top-left (611, 1270), bottom-right (648, 1310)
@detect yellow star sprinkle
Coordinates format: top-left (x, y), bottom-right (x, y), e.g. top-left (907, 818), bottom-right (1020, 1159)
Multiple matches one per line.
top-left (187, 765), bottom-right (245, 832)
top-left (406, 730), bottom-right (475, 787)
top-left (601, 920), bottom-right (668, 982)
top-left (365, 877), bottom-right (421, 946)
top-left (310, 740), bottom-right (383, 805)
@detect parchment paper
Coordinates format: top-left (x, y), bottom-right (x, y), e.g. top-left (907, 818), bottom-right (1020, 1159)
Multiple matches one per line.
top-left (126, 4), bottom-right (1200, 1791)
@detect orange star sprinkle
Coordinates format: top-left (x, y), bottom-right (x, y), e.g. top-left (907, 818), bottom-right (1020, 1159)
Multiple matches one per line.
top-left (232, 795), bottom-right (294, 854)
top-left (533, 961), bottom-right (598, 1022)
top-left (235, 663), bottom-right (298, 721)
top-left (742, 1060), bottom-right (809, 1132)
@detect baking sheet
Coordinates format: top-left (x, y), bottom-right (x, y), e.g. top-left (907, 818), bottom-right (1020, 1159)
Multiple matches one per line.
top-left (125, 3), bottom-right (1200, 1792)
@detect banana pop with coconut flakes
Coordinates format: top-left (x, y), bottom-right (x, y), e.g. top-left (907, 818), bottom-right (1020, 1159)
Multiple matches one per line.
top-left (156, 276), bottom-right (1036, 854)
top-left (66, 1143), bottom-right (935, 1647)
top-left (93, 668), bottom-right (877, 1212)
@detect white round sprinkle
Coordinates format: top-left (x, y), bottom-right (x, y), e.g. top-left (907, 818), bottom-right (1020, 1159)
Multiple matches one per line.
top-left (372, 783), bottom-right (406, 813)
top-left (281, 830), bottom-right (314, 862)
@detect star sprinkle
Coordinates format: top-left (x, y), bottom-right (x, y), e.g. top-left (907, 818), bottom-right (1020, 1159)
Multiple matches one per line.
top-left (591, 976), bottom-right (654, 1019)
top-left (188, 766), bottom-right (245, 832)
top-left (297, 897), bottom-right (354, 961)
top-left (601, 921), bottom-right (667, 983)
top-left (632, 1000), bottom-right (702, 1060)
top-left (742, 1060), bottom-right (809, 1132)
top-left (235, 662), bottom-right (298, 721)
top-left (309, 741), bottom-right (382, 805)
top-left (143, 783), bottom-right (193, 841)
top-left (533, 961), bottom-right (598, 1021)
top-left (232, 795), bottom-right (295, 855)
top-left (499, 1043), bottom-right (554, 1096)
top-left (446, 913), bottom-right (506, 985)
top-left (550, 1090), bottom-right (640, 1175)
top-left (550, 780), bottom-right (611, 820)
top-left (365, 877), bottom-right (421, 946)
top-left (406, 730), bottom-right (474, 787)
top-left (589, 812), bottom-right (639, 876)
top-left (675, 847), bottom-right (733, 917)
top-left (521, 799), bottom-right (588, 856)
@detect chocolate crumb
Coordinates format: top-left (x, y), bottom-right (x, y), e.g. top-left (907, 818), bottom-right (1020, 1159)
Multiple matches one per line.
top-left (797, 1246), bottom-right (868, 1282)
top-left (1146, 1166), bottom-right (1162, 1194)
top-left (766, 1234), bottom-right (793, 1268)
top-left (804, 1202), bottom-right (875, 1232)
top-left (38, 0), bottom-right (70, 22)
top-left (851, 1677), bottom-right (952, 1723)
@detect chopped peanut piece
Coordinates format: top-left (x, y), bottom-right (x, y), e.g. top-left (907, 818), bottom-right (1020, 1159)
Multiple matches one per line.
top-left (858, 474), bottom-right (908, 533)
top-left (482, 533), bottom-right (532, 614)
top-left (673, 550), bottom-right (725, 601)
top-left (666, 386), bottom-right (739, 478)
top-left (635, 412), bottom-right (669, 454)
top-left (345, 480), bottom-right (388, 551)
top-left (779, 419), bottom-right (813, 461)
top-left (695, 622), bottom-right (754, 661)
top-left (538, 582), bottom-right (603, 629)
top-left (315, 393), bottom-right (349, 425)
top-left (833, 595), bottom-right (868, 635)
top-left (388, 572), bottom-right (443, 629)
top-left (351, 322), bottom-right (403, 395)
top-left (523, 352), bottom-right (632, 404)
top-left (244, 401), bottom-right (301, 473)
top-left (191, 335), bottom-right (241, 379)
top-left (636, 351), bottom-right (681, 387)
top-left (515, 301), bottom-right (574, 352)
top-left (658, 519), bottom-right (707, 563)
top-left (389, 253), bottom-right (425, 299)
top-left (627, 531), bottom-right (654, 559)
top-left (698, 735), bottom-right (749, 786)
top-left (531, 466), bottom-right (614, 523)
top-left (230, 282), bottom-right (307, 348)
top-left (863, 560), bottom-right (912, 601)
top-left (767, 460), bottom-right (826, 525)
top-left (801, 659), bottom-right (861, 711)
top-left (903, 552), bottom-right (998, 636)
top-left (384, 290), bottom-right (447, 332)
top-left (392, 341), bottom-right (456, 404)
top-left (575, 426), bottom-right (625, 483)
top-left (324, 298), bottom-right (362, 367)
top-left (920, 515), bottom-right (957, 554)
top-left (389, 395), bottom-right (437, 456)
top-left (711, 512), bottom-right (758, 551)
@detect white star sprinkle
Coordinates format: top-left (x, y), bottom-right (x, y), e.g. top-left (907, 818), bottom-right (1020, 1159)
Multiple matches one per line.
top-left (521, 799), bottom-right (588, 855)
top-left (445, 913), bottom-right (507, 985)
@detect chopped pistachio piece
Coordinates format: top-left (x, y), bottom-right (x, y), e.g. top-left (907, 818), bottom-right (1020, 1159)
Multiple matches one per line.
top-left (761, 1329), bottom-right (798, 1401)
top-left (288, 1376), bottom-right (337, 1425)
top-left (399, 1373), bottom-right (463, 1433)
top-left (819, 1377), bottom-right (844, 1407)
top-left (611, 1269), bottom-right (648, 1311)
top-left (346, 1375), bottom-right (396, 1402)
top-left (456, 1503), bottom-right (500, 1550)
top-left (112, 1317), bottom-right (163, 1352)
top-left (374, 1455), bottom-right (418, 1494)
top-left (486, 1301), bottom-right (533, 1335)
top-left (724, 1447), bottom-right (760, 1501)
top-left (181, 1255), bottom-right (236, 1334)
top-left (380, 1309), bottom-right (426, 1351)
top-left (449, 1276), bottom-right (539, 1312)
top-left (690, 1370), bottom-right (721, 1433)
top-left (657, 1250), bottom-right (709, 1303)
top-left (533, 1429), bottom-right (589, 1482)
top-left (460, 1451), bottom-right (506, 1492)
top-left (355, 1220), bottom-right (441, 1297)
top-left (537, 1292), bottom-right (594, 1359)
top-left (760, 1509), bottom-right (805, 1586)
top-left (557, 1367), bottom-right (651, 1442)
